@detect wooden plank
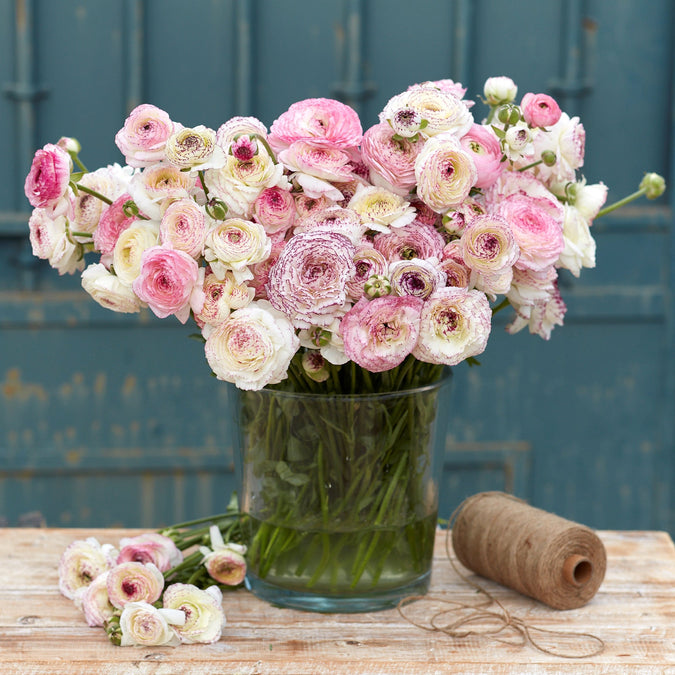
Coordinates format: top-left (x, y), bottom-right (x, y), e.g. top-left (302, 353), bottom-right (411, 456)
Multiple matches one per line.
top-left (0, 529), bottom-right (673, 673)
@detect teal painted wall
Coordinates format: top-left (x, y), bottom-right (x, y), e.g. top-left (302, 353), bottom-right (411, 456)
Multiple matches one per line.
top-left (1, 0), bottom-right (673, 532)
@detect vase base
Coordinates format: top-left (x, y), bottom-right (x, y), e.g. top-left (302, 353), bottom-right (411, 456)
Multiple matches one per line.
top-left (244, 571), bottom-right (431, 613)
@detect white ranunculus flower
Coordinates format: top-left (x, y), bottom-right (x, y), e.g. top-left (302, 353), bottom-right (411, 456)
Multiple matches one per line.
top-left (119, 601), bottom-right (184, 647)
top-left (81, 263), bottom-right (145, 313)
top-left (58, 537), bottom-right (119, 601)
top-left (483, 76), bottom-right (518, 106)
top-left (557, 204), bottom-right (596, 277)
top-left (204, 300), bottom-right (300, 390)
top-left (162, 583), bottom-right (226, 644)
top-left (112, 220), bottom-right (160, 285)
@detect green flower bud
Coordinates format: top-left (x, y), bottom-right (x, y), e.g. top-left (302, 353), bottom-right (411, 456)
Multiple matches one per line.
top-left (206, 197), bottom-right (228, 220)
top-left (640, 173), bottom-right (666, 200)
top-left (308, 326), bottom-right (332, 348)
top-left (364, 274), bottom-right (391, 298)
top-left (122, 200), bottom-right (140, 218)
top-left (496, 105), bottom-right (511, 125)
top-left (508, 108), bottom-right (522, 126)
top-left (541, 150), bottom-right (557, 167)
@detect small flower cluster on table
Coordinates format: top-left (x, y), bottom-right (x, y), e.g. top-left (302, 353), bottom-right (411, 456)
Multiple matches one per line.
top-left (23, 75), bottom-right (665, 392)
top-left (58, 504), bottom-right (246, 646)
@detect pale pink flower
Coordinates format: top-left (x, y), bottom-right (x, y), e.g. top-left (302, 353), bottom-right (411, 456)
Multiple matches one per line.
top-left (278, 141), bottom-right (354, 182)
top-left (81, 572), bottom-right (115, 627)
top-left (28, 209), bottom-right (83, 276)
top-left (58, 537), bottom-right (118, 601)
top-left (216, 116), bottom-right (268, 149)
top-left (114, 104), bottom-right (176, 167)
top-left (531, 112), bottom-right (585, 184)
top-left (132, 246), bottom-right (205, 323)
top-left (248, 240), bottom-right (284, 300)
top-left (439, 256), bottom-right (472, 289)
top-left (253, 186), bottom-right (297, 234)
top-left (162, 583), bottom-right (226, 645)
top-left (293, 206), bottom-right (366, 243)
top-left (557, 204), bottom-right (596, 277)
top-left (413, 287), bottom-right (492, 366)
top-left (195, 269), bottom-right (254, 327)
top-left (294, 193), bottom-right (333, 221)
top-left (165, 125), bottom-right (226, 171)
top-left (107, 561), bottom-right (165, 609)
top-left (92, 193), bottom-right (138, 256)
top-left (24, 143), bottom-right (71, 211)
top-left (410, 79), bottom-right (468, 100)
top-left (520, 93), bottom-right (562, 128)
top-left (340, 296), bottom-right (424, 372)
top-left (503, 121), bottom-right (535, 161)
top-left (442, 196), bottom-right (487, 237)
top-left (71, 168), bottom-right (123, 235)
top-left (360, 122), bottom-right (422, 193)
top-left (119, 601), bottom-right (184, 647)
top-left (374, 221), bottom-right (445, 262)
top-left (204, 300), bottom-right (299, 390)
top-left (117, 533), bottom-right (183, 572)
top-left (81, 263), bottom-right (145, 313)
top-left (414, 135), bottom-right (477, 213)
top-left (268, 98), bottom-right (362, 151)
top-left (266, 230), bottom-right (356, 328)
top-left (203, 217), bottom-right (271, 284)
top-left (301, 350), bottom-right (331, 382)
top-left (199, 526), bottom-right (247, 586)
top-left (389, 258), bottom-right (446, 299)
top-left (346, 245), bottom-right (389, 300)
top-left (460, 215), bottom-right (519, 297)
top-left (506, 266), bottom-right (558, 309)
top-left (159, 199), bottom-right (207, 258)
top-left (459, 124), bottom-right (503, 189)
top-left (298, 318), bottom-right (349, 365)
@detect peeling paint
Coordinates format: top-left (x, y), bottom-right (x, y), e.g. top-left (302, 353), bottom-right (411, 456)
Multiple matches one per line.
top-left (1, 368), bottom-right (47, 402)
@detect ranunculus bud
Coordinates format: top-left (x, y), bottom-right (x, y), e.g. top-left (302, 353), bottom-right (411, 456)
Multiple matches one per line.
top-left (484, 76), bottom-right (518, 106)
top-left (364, 274), bottom-right (391, 298)
top-left (640, 172), bottom-right (666, 199)
top-left (541, 150), bottom-right (557, 166)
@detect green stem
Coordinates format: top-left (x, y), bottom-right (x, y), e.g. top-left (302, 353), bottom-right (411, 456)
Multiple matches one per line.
top-left (596, 188), bottom-right (646, 219)
top-left (73, 183), bottom-right (113, 205)
top-left (492, 297), bottom-right (511, 315)
top-left (517, 158), bottom-right (543, 172)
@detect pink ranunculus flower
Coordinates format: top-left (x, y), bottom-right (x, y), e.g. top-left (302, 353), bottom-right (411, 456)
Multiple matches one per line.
top-left (360, 122), bottom-right (422, 194)
top-left (114, 104), bottom-right (176, 167)
top-left (520, 92), bottom-right (562, 128)
top-left (268, 98), bottom-right (363, 152)
top-left (413, 287), bottom-right (492, 366)
top-left (132, 246), bottom-right (205, 323)
top-left (414, 134), bottom-right (477, 213)
top-left (81, 571), bottom-right (115, 627)
top-left (346, 245), bottom-right (388, 300)
top-left (199, 525), bottom-right (247, 586)
top-left (374, 221), bottom-right (446, 262)
top-left (58, 537), bottom-right (118, 601)
top-left (389, 258), bottom-right (446, 299)
top-left (248, 240), bottom-right (284, 300)
top-left (162, 583), bottom-right (226, 645)
top-left (531, 112), bottom-right (586, 184)
top-left (92, 193), bottom-right (139, 256)
top-left (81, 262), bottom-right (145, 314)
top-left (460, 214), bottom-right (519, 297)
top-left (216, 116), bottom-right (268, 149)
top-left (459, 124), bottom-right (503, 189)
top-left (24, 143), bottom-right (72, 211)
top-left (293, 206), bottom-right (366, 244)
top-left (107, 561), bottom-right (165, 609)
top-left (159, 199), bottom-right (207, 258)
top-left (506, 265), bottom-right (558, 310)
top-left (442, 196), bottom-right (487, 237)
top-left (278, 141), bottom-right (355, 182)
top-left (117, 533), bottom-right (183, 572)
top-left (266, 230), bottom-right (356, 329)
top-left (253, 186), bottom-right (297, 235)
top-left (340, 295), bottom-right (424, 372)
top-left (204, 300), bottom-right (299, 390)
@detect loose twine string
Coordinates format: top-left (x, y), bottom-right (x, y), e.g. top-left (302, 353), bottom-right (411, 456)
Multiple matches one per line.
top-left (397, 492), bottom-right (606, 659)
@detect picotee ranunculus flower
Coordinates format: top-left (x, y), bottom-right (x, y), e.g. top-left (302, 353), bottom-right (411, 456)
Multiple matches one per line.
top-left (413, 287), bottom-right (492, 366)
top-left (293, 206), bottom-right (365, 243)
top-left (266, 230), bottom-right (356, 329)
top-left (81, 571), bottom-right (115, 627)
top-left (117, 533), bottom-right (183, 572)
top-left (107, 561), bottom-right (165, 609)
top-left (119, 601), bottom-right (184, 647)
top-left (389, 258), bottom-right (446, 299)
top-left (348, 184), bottom-right (416, 233)
top-left (374, 221), bottom-right (445, 262)
top-left (58, 537), bottom-right (118, 601)
top-left (165, 125), bottom-right (226, 171)
top-left (159, 199), bottom-right (207, 259)
top-left (195, 269), bottom-right (254, 327)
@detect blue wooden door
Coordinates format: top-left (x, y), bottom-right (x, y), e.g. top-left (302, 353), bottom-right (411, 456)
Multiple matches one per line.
top-left (1, 0), bottom-right (673, 531)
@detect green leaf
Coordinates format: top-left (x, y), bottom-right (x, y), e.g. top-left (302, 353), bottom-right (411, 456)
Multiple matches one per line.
top-left (275, 461), bottom-right (310, 486)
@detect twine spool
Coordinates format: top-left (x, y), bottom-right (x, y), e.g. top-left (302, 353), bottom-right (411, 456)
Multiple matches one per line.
top-left (451, 491), bottom-right (606, 610)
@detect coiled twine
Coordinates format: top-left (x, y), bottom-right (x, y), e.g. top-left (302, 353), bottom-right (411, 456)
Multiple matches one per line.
top-left (451, 492), bottom-right (606, 610)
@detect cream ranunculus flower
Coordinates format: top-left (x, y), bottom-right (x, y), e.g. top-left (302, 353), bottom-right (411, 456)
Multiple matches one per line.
top-left (58, 537), bottom-right (119, 601)
top-left (128, 164), bottom-right (195, 221)
top-left (162, 583), bottom-right (226, 644)
top-left (195, 269), bottom-right (255, 327)
top-left (348, 184), bottom-right (416, 233)
top-left (165, 125), bottom-right (226, 171)
top-left (81, 262), bottom-right (145, 313)
top-left (203, 217), bottom-right (272, 284)
top-left (119, 601), bottom-right (184, 647)
top-left (557, 203), bottom-right (596, 277)
top-left (414, 135), bottom-right (477, 213)
top-left (112, 220), bottom-right (160, 285)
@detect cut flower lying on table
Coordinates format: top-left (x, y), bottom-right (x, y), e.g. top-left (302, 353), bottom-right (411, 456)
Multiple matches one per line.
top-left (37, 74), bottom-right (665, 644)
top-left (25, 75), bottom-right (665, 395)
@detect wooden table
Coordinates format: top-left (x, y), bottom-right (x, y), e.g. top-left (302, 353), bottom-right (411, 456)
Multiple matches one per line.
top-left (1, 528), bottom-right (674, 674)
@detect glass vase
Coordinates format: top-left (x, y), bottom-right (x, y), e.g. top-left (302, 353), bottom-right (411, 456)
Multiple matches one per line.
top-left (235, 372), bottom-right (450, 613)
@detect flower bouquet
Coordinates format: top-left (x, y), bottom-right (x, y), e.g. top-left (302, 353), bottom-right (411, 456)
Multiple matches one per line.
top-left (27, 75), bottom-right (664, 623)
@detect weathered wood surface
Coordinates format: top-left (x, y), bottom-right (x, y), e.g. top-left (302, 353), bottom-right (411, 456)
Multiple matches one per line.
top-left (0, 528), bottom-right (674, 674)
